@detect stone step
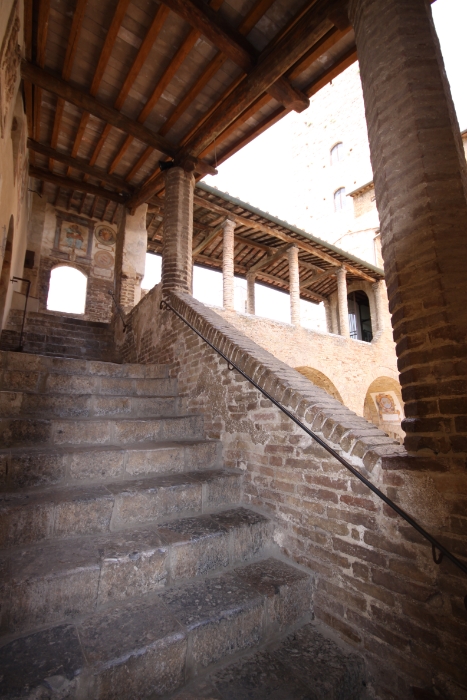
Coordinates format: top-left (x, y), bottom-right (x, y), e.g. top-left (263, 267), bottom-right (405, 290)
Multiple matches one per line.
top-left (0, 413), bottom-right (203, 448)
top-left (0, 371), bottom-right (176, 396)
top-left (1, 507), bottom-right (274, 635)
top-left (173, 622), bottom-right (366, 700)
top-left (0, 468), bottom-right (241, 548)
top-left (0, 350), bottom-right (168, 378)
top-left (0, 439), bottom-right (221, 490)
top-left (0, 556), bottom-right (313, 699)
top-left (0, 391), bottom-right (178, 419)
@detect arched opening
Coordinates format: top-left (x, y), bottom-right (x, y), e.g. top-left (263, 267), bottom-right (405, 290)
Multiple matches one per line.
top-left (47, 266), bottom-right (87, 315)
top-left (333, 187), bottom-right (346, 212)
top-left (348, 290), bottom-right (372, 342)
top-left (363, 377), bottom-right (405, 443)
top-left (0, 216), bottom-right (14, 326)
top-left (330, 141), bottom-right (343, 165)
top-left (295, 367), bottom-right (343, 403)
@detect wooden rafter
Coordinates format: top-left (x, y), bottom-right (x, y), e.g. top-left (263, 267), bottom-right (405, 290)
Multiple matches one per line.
top-left (49, 0), bottom-right (88, 169)
top-left (29, 166), bottom-right (128, 204)
top-left (192, 194), bottom-right (375, 282)
top-left (192, 223), bottom-right (225, 255)
top-left (159, 0), bottom-right (309, 112)
top-left (28, 139), bottom-right (134, 193)
top-left (249, 244), bottom-right (292, 273)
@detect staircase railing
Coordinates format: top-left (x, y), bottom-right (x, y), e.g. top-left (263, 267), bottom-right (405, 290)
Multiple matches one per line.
top-left (160, 298), bottom-right (467, 608)
top-left (108, 290), bottom-right (129, 332)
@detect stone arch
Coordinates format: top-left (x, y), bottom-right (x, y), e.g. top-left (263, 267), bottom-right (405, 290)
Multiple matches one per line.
top-left (295, 366), bottom-right (343, 403)
top-left (0, 216), bottom-right (15, 327)
top-left (364, 376), bottom-right (405, 443)
top-left (47, 264), bottom-right (88, 315)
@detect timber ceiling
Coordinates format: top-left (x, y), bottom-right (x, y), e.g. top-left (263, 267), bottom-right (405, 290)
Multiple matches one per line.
top-left (147, 183), bottom-right (384, 303)
top-left (25, 0), bottom-right (357, 225)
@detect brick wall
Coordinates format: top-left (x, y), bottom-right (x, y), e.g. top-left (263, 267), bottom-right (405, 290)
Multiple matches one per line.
top-left (116, 285), bottom-right (467, 700)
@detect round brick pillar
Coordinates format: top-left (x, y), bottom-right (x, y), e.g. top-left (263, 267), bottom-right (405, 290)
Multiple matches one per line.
top-left (162, 167), bottom-right (194, 294)
top-left (323, 299), bottom-right (332, 333)
top-left (246, 272), bottom-right (256, 315)
top-left (222, 219), bottom-right (236, 310)
top-left (349, 0), bottom-right (467, 458)
top-left (336, 267), bottom-right (350, 338)
top-left (288, 246), bottom-right (300, 326)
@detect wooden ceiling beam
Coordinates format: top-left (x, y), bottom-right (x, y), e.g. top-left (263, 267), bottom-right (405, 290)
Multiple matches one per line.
top-left (68, 0), bottom-right (132, 162)
top-left (49, 0), bottom-right (88, 169)
top-left (22, 61), bottom-right (178, 158)
top-left (29, 166), bottom-right (128, 204)
top-left (159, 0), bottom-right (308, 111)
top-left (192, 223), bottom-right (225, 255)
top-left (27, 139), bottom-right (134, 193)
top-left (249, 244), bottom-right (292, 273)
top-left (184, 0), bottom-right (334, 157)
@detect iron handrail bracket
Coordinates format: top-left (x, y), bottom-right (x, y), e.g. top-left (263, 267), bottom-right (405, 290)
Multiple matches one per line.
top-left (160, 298), bottom-right (467, 608)
top-left (11, 277), bottom-right (31, 352)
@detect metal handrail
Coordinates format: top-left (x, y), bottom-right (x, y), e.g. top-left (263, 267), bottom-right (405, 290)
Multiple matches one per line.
top-left (160, 298), bottom-right (467, 608)
top-left (108, 290), bottom-right (129, 332)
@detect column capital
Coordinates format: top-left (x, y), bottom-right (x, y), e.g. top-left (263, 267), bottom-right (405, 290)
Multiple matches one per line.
top-left (222, 218), bottom-right (236, 231)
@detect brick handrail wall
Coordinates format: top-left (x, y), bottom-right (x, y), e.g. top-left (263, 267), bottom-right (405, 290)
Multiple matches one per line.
top-left (116, 284), bottom-right (467, 699)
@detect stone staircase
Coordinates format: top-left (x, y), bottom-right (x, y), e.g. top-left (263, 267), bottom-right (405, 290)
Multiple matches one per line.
top-left (0, 350), bottom-right (365, 699)
top-left (0, 310), bottom-right (116, 361)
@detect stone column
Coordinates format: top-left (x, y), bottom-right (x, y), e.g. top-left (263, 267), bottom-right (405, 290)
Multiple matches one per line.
top-left (222, 219), bottom-right (236, 310)
top-left (288, 246), bottom-right (300, 326)
top-left (115, 203), bottom-right (148, 313)
top-left (162, 167), bottom-right (194, 294)
top-left (246, 271), bottom-right (256, 315)
top-left (372, 279), bottom-right (387, 334)
top-left (349, 0), bottom-right (467, 456)
top-left (323, 299), bottom-right (332, 333)
top-left (336, 267), bottom-right (350, 338)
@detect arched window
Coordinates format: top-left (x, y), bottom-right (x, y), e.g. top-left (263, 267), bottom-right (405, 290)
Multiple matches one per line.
top-left (333, 187), bottom-right (346, 212)
top-left (330, 142), bottom-right (343, 165)
top-left (47, 266), bottom-right (87, 315)
top-left (348, 290), bottom-right (373, 342)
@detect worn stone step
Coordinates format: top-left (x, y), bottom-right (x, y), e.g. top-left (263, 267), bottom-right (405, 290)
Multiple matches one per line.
top-left (0, 370), bottom-right (176, 397)
top-left (0, 413), bottom-right (203, 448)
top-left (0, 468), bottom-right (242, 548)
top-left (0, 391), bottom-right (178, 419)
top-left (0, 350), bottom-right (168, 378)
top-left (174, 622), bottom-right (366, 700)
top-left (0, 507), bottom-right (274, 634)
top-left (0, 439), bottom-right (221, 490)
top-left (0, 557), bottom-right (313, 699)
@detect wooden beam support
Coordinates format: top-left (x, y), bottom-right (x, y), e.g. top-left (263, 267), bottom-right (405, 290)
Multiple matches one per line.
top-left (256, 271), bottom-right (325, 303)
top-left (22, 61), bottom-right (178, 158)
top-left (301, 269), bottom-right (336, 288)
top-left (28, 139), bottom-right (134, 193)
top-left (185, 0), bottom-right (333, 156)
top-left (159, 0), bottom-right (308, 111)
top-left (193, 194), bottom-right (375, 282)
top-left (249, 244), bottom-right (291, 273)
top-left (192, 223), bottom-right (225, 256)
top-left (29, 166), bottom-right (128, 204)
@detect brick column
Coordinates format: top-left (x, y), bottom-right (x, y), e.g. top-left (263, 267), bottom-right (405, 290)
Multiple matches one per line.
top-left (115, 203), bottom-right (148, 313)
top-left (162, 167), bottom-right (194, 294)
top-left (323, 299), bottom-right (332, 333)
top-left (288, 246), bottom-right (300, 326)
top-left (336, 267), bottom-right (350, 338)
top-left (222, 219), bottom-right (236, 310)
top-left (349, 0), bottom-right (467, 457)
top-left (372, 279), bottom-right (386, 334)
top-left (246, 271), bottom-right (256, 315)
top-left (331, 301), bottom-right (339, 335)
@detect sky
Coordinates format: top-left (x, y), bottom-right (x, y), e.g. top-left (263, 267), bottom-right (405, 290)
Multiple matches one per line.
top-left (50, 0), bottom-right (465, 326)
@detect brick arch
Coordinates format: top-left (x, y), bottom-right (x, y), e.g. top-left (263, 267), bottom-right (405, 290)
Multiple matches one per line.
top-left (363, 376), bottom-right (405, 443)
top-left (295, 366), bottom-right (343, 403)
